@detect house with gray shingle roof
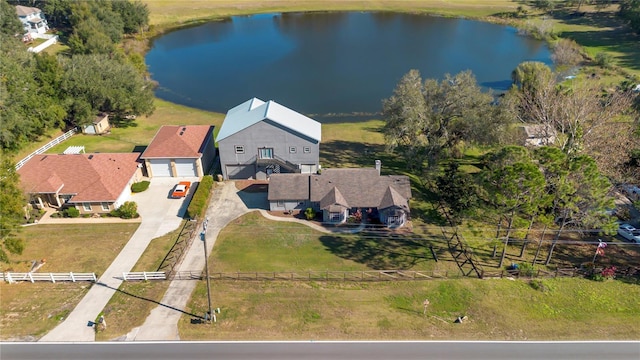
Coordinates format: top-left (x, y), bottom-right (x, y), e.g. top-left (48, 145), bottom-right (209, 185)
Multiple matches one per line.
top-left (216, 98), bottom-right (321, 180)
top-left (268, 162), bottom-right (412, 228)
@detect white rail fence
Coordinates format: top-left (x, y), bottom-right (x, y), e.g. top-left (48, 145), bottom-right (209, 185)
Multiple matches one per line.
top-left (15, 128), bottom-right (78, 170)
top-left (1, 272), bottom-right (96, 284)
top-left (121, 271), bottom-right (167, 281)
top-left (28, 35), bottom-right (59, 53)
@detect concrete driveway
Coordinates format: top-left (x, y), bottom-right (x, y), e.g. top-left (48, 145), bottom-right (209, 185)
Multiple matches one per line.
top-left (39, 177), bottom-right (196, 342)
top-left (128, 181), bottom-right (252, 341)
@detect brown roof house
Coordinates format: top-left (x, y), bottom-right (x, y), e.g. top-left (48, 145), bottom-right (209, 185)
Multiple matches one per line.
top-left (140, 125), bottom-right (216, 177)
top-left (82, 113), bottom-right (111, 135)
top-left (18, 153), bottom-right (143, 214)
top-left (268, 161), bottom-right (412, 228)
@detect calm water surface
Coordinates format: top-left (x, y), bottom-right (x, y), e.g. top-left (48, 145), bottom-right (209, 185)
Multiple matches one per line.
top-left (146, 12), bottom-right (551, 122)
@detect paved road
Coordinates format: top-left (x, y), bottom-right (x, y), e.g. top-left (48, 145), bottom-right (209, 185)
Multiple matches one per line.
top-left (39, 178), bottom-right (195, 342)
top-left (127, 182), bottom-right (251, 341)
top-left (3, 341), bottom-right (639, 360)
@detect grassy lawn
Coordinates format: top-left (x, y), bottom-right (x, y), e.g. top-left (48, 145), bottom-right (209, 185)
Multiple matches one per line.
top-left (211, 212), bottom-right (455, 272)
top-left (96, 221), bottom-right (191, 341)
top-left (45, 99), bottom-right (224, 155)
top-left (179, 277), bottom-right (640, 340)
top-left (177, 209), bottom-right (640, 340)
top-left (143, 0), bottom-right (521, 29)
top-left (0, 224), bottom-right (139, 340)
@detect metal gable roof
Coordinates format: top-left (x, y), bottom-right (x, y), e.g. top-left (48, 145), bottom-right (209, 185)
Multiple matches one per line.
top-left (215, 98), bottom-right (321, 143)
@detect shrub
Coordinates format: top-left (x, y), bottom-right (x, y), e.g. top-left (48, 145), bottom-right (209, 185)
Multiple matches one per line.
top-left (64, 207), bottom-right (80, 218)
top-left (186, 175), bottom-right (213, 219)
top-left (594, 52), bottom-right (613, 69)
top-left (112, 201), bottom-right (139, 219)
top-left (518, 262), bottom-right (536, 277)
top-left (131, 181), bottom-right (150, 193)
top-left (601, 266), bottom-right (616, 280)
top-left (304, 207), bottom-right (316, 220)
top-left (529, 279), bottom-right (549, 292)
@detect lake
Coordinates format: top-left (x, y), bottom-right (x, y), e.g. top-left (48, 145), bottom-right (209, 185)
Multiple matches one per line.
top-left (146, 12), bottom-right (551, 122)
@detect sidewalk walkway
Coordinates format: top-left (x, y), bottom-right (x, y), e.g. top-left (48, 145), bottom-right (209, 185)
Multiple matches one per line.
top-left (39, 178), bottom-right (190, 342)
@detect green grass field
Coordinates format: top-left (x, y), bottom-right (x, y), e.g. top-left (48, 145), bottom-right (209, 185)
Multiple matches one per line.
top-left (0, 224), bottom-right (139, 340)
top-left (175, 210), bottom-right (640, 340)
top-left (180, 277), bottom-right (640, 340)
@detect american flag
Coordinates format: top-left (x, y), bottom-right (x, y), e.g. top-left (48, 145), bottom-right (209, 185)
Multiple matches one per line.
top-left (598, 241), bottom-right (607, 248)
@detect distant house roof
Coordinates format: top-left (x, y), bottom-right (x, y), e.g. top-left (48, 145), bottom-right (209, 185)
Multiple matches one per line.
top-left (18, 153), bottom-right (141, 202)
top-left (216, 98), bottom-right (321, 143)
top-left (520, 124), bottom-right (556, 138)
top-left (93, 113), bottom-right (108, 125)
top-left (15, 5), bottom-right (40, 17)
top-left (268, 168), bottom-right (412, 210)
top-left (519, 124), bottom-right (557, 147)
top-left (141, 125), bottom-right (213, 159)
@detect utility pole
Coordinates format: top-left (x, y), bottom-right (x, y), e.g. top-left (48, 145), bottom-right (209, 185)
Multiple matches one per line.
top-left (202, 217), bottom-right (213, 323)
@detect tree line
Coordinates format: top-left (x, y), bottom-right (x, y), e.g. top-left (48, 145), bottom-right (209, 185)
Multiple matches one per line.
top-left (0, 0), bottom-right (153, 262)
top-left (382, 60), bottom-right (639, 266)
top-left (0, 0), bottom-right (154, 153)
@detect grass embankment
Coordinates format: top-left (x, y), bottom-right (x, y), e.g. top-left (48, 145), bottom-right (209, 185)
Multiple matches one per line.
top-left (143, 0), bottom-right (519, 29)
top-left (180, 277), bottom-right (640, 340)
top-left (0, 224), bottom-right (139, 340)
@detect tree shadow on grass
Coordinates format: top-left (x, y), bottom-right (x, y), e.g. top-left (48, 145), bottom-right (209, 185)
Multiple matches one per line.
top-left (319, 232), bottom-right (447, 270)
top-left (95, 281), bottom-right (203, 319)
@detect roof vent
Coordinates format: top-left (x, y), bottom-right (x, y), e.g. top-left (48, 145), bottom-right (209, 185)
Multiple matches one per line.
top-left (182, 127), bottom-right (187, 131)
top-left (88, 155), bottom-right (94, 160)
top-left (179, 131), bottom-right (184, 136)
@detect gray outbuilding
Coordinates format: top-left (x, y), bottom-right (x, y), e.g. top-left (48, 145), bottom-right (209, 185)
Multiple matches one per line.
top-left (216, 98), bottom-right (321, 180)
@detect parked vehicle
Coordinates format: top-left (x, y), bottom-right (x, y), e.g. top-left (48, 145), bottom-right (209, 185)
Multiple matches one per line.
top-left (617, 223), bottom-right (640, 243)
top-left (171, 181), bottom-right (191, 198)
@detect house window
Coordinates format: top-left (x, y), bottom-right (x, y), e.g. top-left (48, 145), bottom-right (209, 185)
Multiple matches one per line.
top-left (289, 146), bottom-right (297, 154)
top-left (259, 147), bottom-right (274, 159)
top-left (83, 203), bottom-right (92, 211)
top-left (277, 200), bottom-right (284, 207)
top-left (101, 202), bottom-right (110, 211)
top-left (330, 212), bottom-right (341, 222)
top-left (235, 145), bottom-right (244, 154)
top-left (388, 215), bottom-right (400, 225)
top-left (303, 147), bottom-right (311, 154)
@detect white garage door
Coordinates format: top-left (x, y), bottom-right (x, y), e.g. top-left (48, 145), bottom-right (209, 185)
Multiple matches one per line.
top-left (175, 159), bottom-right (198, 177)
top-left (226, 165), bottom-right (254, 179)
top-left (150, 159), bottom-right (172, 177)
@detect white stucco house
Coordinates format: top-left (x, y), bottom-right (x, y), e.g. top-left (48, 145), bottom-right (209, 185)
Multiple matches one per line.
top-left (15, 5), bottom-right (49, 39)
